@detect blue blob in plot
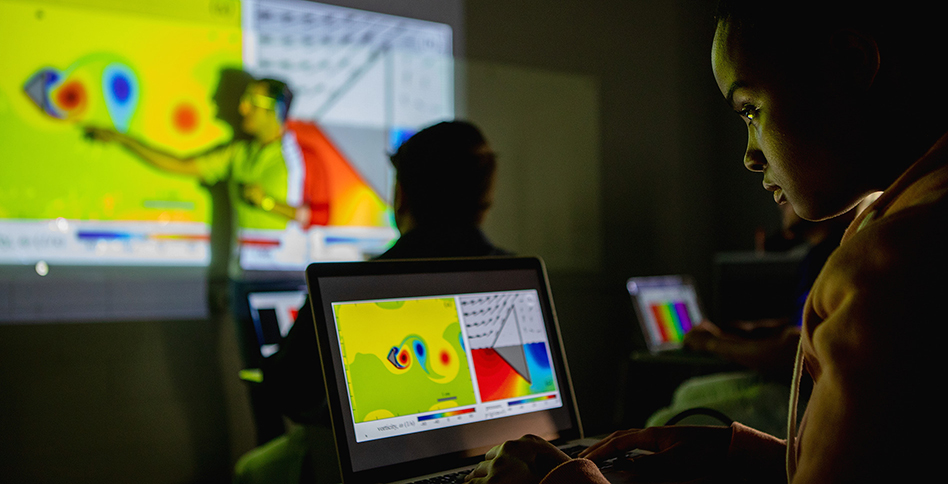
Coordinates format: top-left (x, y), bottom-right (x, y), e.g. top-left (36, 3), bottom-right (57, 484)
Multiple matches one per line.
top-left (406, 337), bottom-right (429, 372)
top-left (102, 63), bottom-right (139, 133)
top-left (112, 76), bottom-right (131, 103)
top-left (414, 341), bottom-right (425, 358)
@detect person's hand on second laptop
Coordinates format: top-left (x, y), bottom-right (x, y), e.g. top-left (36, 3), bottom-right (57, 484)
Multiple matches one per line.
top-left (580, 425), bottom-right (733, 482)
top-left (682, 320), bottom-right (724, 353)
top-left (465, 434), bottom-right (570, 484)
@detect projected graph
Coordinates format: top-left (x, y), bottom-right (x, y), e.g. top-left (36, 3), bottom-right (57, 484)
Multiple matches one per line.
top-left (244, 0), bottom-right (452, 127)
top-left (243, 0), bottom-right (453, 199)
top-left (462, 291), bottom-right (557, 402)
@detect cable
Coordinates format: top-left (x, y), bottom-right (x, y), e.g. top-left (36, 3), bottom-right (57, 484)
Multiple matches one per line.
top-left (663, 407), bottom-right (734, 426)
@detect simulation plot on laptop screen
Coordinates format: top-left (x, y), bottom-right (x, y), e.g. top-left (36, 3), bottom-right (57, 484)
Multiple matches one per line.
top-left (331, 289), bottom-right (562, 443)
top-left (307, 258), bottom-right (583, 482)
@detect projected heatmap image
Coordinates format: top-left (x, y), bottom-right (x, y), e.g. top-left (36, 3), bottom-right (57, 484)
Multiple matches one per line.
top-left (0, 0), bottom-right (243, 264)
top-left (333, 298), bottom-right (476, 423)
top-left (462, 291), bottom-right (557, 402)
top-left (0, 0), bottom-right (452, 268)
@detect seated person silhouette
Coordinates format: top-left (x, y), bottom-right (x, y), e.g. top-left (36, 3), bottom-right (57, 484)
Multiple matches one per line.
top-left (235, 120), bottom-right (509, 484)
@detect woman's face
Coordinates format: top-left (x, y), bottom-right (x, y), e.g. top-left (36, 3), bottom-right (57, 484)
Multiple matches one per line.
top-left (711, 20), bottom-right (875, 221)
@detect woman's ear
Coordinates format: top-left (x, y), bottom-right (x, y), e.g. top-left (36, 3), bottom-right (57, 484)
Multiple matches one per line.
top-left (829, 29), bottom-right (881, 92)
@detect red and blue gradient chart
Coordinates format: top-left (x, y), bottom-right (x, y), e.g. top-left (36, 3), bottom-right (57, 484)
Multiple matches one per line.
top-left (461, 291), bottom-right (558, 403)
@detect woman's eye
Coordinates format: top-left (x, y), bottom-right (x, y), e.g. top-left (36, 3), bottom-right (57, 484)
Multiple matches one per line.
top-left (739, 105), bottom-right (758, 121)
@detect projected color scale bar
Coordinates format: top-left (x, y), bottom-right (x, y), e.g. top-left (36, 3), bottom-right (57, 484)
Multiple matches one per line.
top-left (649, 301), bottom-right (694, 343)
top-left (417, 407), bottom-right (476, 422)
top-left (76, 230), bottom-right (209, 242)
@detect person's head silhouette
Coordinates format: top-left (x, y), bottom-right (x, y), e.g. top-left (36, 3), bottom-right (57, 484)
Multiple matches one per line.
top-left (389, 120), bottom-right (497, 234)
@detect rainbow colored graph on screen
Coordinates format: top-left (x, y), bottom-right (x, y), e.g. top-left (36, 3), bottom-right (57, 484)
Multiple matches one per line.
top-left (648, 300), bottom-right (695, 343)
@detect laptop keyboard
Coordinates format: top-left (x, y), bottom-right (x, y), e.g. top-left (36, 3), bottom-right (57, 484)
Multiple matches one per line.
top-left (407, 445), bottom-right (588, 484)
top-left (407, 444), bottom-right (652, 484)
top-left (409, 470), bottom-right (471, 484)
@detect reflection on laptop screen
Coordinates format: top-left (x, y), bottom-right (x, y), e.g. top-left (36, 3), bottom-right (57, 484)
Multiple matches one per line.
top-left (331, 290), bottom-right (562, 443)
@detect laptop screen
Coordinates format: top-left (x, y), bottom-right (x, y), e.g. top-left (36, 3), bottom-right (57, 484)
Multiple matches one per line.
top-left (247, 290), bottom-right (307, 357)
top-left (231, 278), bottom-right (308, 364)
top-left (627, 275), bottom-right (703, 352)
top-left (306, 257), bottom-right (582, 483)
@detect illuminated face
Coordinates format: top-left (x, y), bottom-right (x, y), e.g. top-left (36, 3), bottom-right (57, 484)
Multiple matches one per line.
top-left (238, 82), bottom-right (278, 138)
top-left (711, 21), bottom-right (874, 221)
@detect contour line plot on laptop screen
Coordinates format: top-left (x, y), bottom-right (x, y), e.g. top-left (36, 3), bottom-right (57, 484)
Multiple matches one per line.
top-left (331, 289), bottom-right (562, 443)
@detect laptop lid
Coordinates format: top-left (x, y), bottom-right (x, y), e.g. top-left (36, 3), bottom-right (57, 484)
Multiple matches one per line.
top-left (305, 257), bottom-right (584, 484)
top-left (626, 275), bottom-right (704, 352)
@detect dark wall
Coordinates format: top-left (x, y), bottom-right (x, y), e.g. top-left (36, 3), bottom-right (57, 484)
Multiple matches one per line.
top-left (467, 0), bottom-right (776, 286)
top-left (0, 318), bottom-right (254, 483)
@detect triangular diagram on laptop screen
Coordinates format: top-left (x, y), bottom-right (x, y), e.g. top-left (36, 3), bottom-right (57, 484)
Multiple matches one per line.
top-left (493, 345), bottom-right (531, 384)
top-left (490, 306), bottom-right (532, 384)
top-left (463, 292), bottom-right (558, 402)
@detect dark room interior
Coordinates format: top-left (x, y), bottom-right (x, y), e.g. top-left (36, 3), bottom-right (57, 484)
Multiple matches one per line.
top-left (0, 1), bottom-right (794, 482)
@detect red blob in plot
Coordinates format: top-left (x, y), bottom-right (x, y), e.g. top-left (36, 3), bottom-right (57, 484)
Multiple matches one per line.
top-left (440, 350), bottom-right (450, 365)
top-left (173, 103), bottom-right (198, 133)
top-left (56, 81), bottom-right (86, 112)
top-left (398, 348), bottom-right (410, 366)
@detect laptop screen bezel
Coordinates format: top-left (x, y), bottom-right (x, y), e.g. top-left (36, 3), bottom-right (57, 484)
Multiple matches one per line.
top-left (305, 256), bottom-right (583, 484)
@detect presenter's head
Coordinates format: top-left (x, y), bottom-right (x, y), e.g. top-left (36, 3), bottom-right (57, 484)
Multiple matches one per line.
top-left (238, 78), bottom-right (293, 143)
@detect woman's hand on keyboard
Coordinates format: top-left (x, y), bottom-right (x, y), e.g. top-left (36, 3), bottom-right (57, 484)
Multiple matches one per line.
top-left (464, 434), bottom-right (569, 484)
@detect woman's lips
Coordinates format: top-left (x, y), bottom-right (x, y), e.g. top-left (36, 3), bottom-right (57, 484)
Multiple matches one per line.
top-left (763, 182), bottom-right (786, 204)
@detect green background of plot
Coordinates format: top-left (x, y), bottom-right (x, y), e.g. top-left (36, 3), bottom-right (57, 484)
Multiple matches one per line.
top-left (346, 321), bottom-right (475, 423)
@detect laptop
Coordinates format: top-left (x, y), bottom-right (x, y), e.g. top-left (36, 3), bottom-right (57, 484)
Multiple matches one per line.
top-left (305, 256), bottom-right (606, 484)
top-left (232, 279), bottom-right (308, 360)
top-left (626, 275), bottom-right (704, 353)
